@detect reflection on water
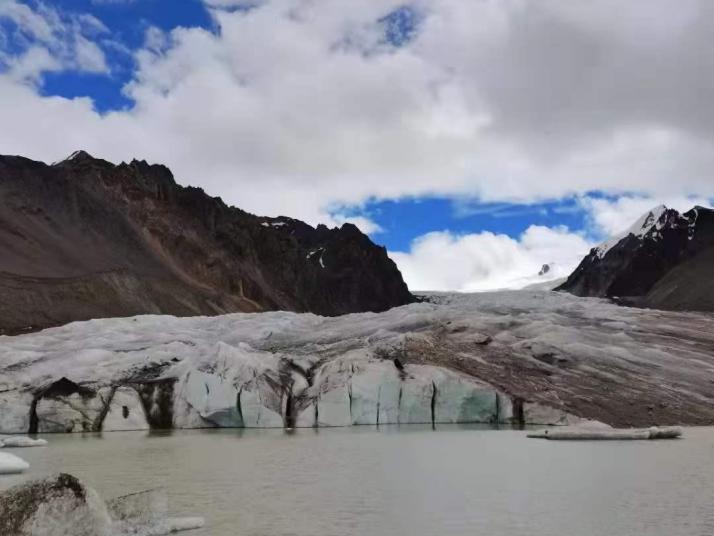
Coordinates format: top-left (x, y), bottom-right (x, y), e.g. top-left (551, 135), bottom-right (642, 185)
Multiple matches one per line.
top-left (2, 425), bottom-right (714, 536)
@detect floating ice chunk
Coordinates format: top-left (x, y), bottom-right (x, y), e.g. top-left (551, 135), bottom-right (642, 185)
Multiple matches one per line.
top-left (0, 451), bottom-right (30, 474)
top-left (527, 425), bottom-right (680, 440)
top-left (1, 436), bottom-right (48, 448)
top-left (166, 516), bottom-right (206, 532)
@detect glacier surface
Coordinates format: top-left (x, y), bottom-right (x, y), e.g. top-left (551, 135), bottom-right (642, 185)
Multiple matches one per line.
top-left (1, 291), bottom-right (713, 433)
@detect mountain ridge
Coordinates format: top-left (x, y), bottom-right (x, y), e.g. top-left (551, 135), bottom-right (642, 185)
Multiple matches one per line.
top-left (556, 204), bottom-right (714, 311)
top-left (0, 151), bottom-right (414, 333)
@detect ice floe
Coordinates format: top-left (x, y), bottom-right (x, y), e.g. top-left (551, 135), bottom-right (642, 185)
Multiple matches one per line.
top-left (0, 452), bottom-right (29, 474)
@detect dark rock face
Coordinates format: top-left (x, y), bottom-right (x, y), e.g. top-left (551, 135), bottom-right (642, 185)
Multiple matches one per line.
top-left (557, 206), bottom-right (714, 311)
top-left (0, 152), bottom-right (413, 333)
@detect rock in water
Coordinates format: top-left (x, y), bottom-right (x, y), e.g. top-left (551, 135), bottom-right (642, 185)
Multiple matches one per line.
top-left (0, 473), bottom-right (112, 536)
top-left (0, 452), bottom-right (30, 475)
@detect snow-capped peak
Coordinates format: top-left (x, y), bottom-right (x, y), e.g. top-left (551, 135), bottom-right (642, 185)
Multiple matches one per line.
top-left (594, 205), bottom-right (668, 258)
top-left (52, 150), bottom-right (93, 166)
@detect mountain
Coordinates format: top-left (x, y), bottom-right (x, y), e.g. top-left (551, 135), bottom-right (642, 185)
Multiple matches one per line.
top-left (0, 151), bottom-right (414, 333)
top-left (556, 204), bottom-right (714, 311)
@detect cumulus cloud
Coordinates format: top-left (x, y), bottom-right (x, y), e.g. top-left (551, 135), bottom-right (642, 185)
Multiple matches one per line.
top-left (2, 0), bottom-right (714, 295)
top-left (0, 1), bottom-right (109, 80)
top-left (391, 225), bottom-right (593, 292)
top-left (0, 0), bottom-right (713, 227)
top-left (581, 195), bottom-right (714, 238)
top-left (392, 194), bottom-right (714, 292)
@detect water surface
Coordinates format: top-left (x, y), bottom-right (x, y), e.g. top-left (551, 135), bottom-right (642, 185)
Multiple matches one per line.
top-left (2, 425), bottom-right (714, 536)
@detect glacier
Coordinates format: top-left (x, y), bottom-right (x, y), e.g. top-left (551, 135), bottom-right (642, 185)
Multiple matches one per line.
top-left (1, 290), bottom-right (714, 434)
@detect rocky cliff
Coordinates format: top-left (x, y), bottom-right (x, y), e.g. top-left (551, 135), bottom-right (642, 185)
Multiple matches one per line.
top-left (0, 151), bottom-right (414, 333)
top-left (556, 205), bottom-right (714, 311)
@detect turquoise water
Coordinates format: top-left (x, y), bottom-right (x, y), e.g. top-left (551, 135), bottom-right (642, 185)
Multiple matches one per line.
top-left (2, 425), bottom-right (714, 536)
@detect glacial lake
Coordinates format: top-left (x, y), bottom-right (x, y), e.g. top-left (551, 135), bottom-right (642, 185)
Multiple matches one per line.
top-left (2, 425), bottom-right (714, 536)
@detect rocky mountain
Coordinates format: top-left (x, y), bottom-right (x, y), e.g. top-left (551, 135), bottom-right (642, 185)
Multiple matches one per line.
top-left (0, 151), bottom-right (414, 333)
top-left (556, 205), bottom-right (714, 311)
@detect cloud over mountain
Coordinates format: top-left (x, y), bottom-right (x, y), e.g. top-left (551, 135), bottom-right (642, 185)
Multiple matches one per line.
top-left (1, 0), bottom-right (714, 225)
top-left (2, 0), bottom-right (714, 291)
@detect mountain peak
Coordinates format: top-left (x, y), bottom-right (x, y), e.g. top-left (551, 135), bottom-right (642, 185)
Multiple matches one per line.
top-left (65, 150), bottom-right (94, 162)
top-left (557, 203), bottom-right (714, 311)
top-left (51, 150), bottom-right (104, 167)
top-left (594, 205), bottom-right (669, 259)
top-left (0, 151), bottom-right (413, 332)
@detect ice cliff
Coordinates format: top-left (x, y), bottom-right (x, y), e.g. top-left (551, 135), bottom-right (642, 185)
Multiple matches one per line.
top-left (1, 291), bottom-right (714, 433)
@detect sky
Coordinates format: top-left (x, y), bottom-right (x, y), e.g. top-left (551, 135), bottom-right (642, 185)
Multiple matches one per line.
top-left (1, 0), bottom-right (713, 291)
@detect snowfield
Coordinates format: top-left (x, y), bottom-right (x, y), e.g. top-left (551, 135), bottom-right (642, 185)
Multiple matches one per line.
top-left (1, 290), bottom-right (714, 434)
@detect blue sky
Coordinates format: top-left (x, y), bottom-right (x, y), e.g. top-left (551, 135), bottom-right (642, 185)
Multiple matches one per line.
top-left (29, 0), bottom-right (215, 110)
top-left (337, 196), bottom-right (587, 251)
top-left (1, 0), bottom-right (713, 290)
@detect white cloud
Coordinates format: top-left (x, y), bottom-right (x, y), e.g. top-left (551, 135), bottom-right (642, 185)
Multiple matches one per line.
top-left (581, 195), bottom-right (713, 238)
top-left (3, 46), bottom-right (60, 82)
top-left (391, 225), bottom-right (593, 292)
top-left (1, 0), bottom-right (714, 231)
top-left (0, 1), bottom-right (109, 80)
top-left (328, 214), bottom-right (383, 235)
top-left (0, 1), bottom-right (56, 43)
top-left (1, 0), bottom-right (713, 293)
top-left (393, 195), bottom-right (714, 292)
